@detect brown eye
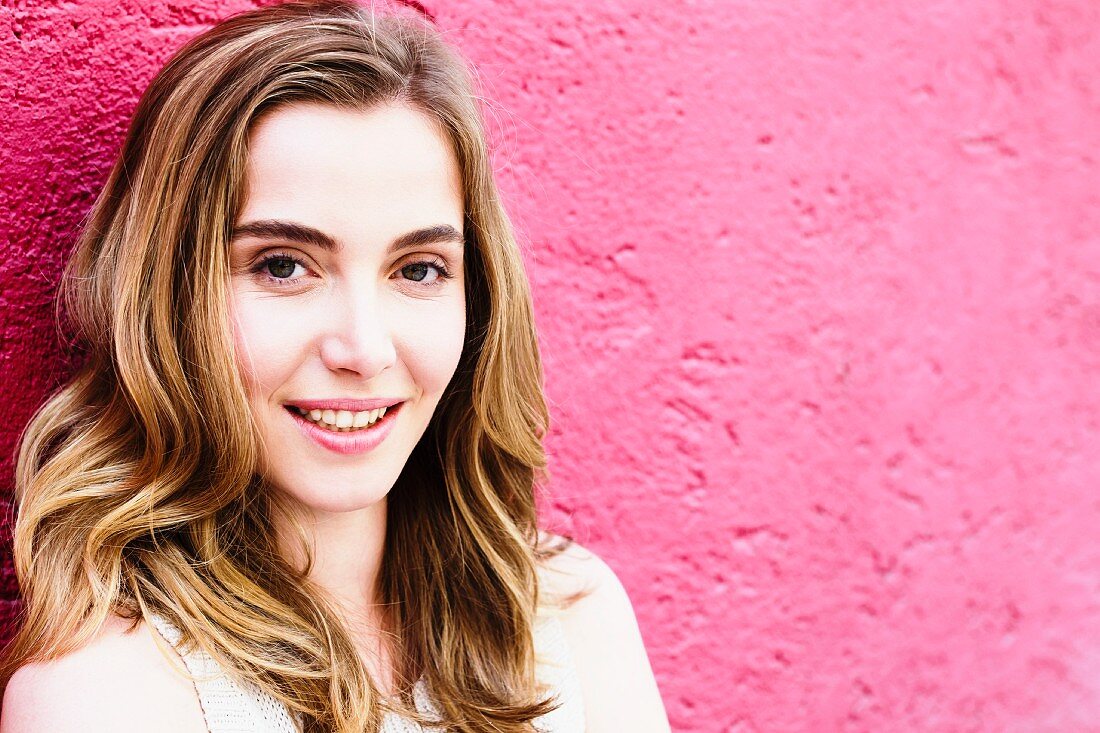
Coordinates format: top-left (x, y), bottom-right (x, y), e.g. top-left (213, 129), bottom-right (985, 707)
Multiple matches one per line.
top-left (266, 257), bottom-right (297, 279)
top-left (397, 258), bottom-right (452, 288)
top-left (401, 262), bottom-right (432, 282)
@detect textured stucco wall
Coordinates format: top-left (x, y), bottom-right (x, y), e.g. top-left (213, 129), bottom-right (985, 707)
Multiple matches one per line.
top-left (2, 1), bottom-right (1099, 730)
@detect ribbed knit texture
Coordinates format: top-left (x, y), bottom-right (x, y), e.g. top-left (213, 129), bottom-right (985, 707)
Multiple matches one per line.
top-left (146, 612), bottom-right (586, 733)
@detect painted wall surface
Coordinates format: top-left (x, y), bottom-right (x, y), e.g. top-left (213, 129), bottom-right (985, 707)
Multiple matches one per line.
top-left (2, 1), bottom-right (1098, 730)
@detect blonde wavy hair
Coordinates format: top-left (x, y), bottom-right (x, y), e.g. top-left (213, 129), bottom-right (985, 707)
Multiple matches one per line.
top-left (1, 2), bottom-right (572, 730)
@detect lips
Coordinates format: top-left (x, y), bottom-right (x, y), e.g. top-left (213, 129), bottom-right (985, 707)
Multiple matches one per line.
top-left (285, 401), bottom-right (402, 455)
top-left (285, 397), bottom-right (404, 412)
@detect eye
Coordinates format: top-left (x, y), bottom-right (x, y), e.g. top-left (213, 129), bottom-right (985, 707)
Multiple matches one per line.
top-left (252, 252), bottom-right (308, 284)
top-left (266, 257), bottom-right (298, 279)
top-left (398, 258), bottom-right (454, 288)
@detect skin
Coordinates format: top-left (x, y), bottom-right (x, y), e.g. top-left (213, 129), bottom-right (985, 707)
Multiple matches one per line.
top-left (0, 102), bottom-right (671, 732)
top-left (225, 103), bottom-right (468, 685)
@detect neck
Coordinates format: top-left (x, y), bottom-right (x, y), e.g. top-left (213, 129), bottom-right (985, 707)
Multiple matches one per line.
top-left (274, 495), bottom-right (401, 693)
top-left (275, 495), bottom-right (389, 623)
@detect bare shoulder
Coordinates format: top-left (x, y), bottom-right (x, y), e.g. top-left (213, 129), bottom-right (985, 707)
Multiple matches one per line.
top-left (1, 614), bottom-right (206, 733)
top-left (536, 530), bottom-right (617, 604)
top-left (535, 531), bottom-right (671, 733)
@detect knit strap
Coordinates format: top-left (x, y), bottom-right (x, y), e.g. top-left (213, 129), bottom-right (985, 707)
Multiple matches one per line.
top-left (531, 614), bottom-right (587, 732)
top-left (146, 612), bottom-right (585, 732)
top-left (146, 613), bottom-right (301, 733)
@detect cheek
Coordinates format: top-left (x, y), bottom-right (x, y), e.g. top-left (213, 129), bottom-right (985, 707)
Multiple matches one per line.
top-left (229, 292), bottom-right (303, 397)
top-left (396, 300), bottom-right (467, 394)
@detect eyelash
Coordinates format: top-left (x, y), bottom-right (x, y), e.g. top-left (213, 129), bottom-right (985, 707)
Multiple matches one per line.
top-left (250, 250), bottom-right (455, 290)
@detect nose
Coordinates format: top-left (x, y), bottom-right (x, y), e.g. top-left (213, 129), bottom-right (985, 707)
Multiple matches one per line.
top-left (317, 288), bottom-right (397, 379)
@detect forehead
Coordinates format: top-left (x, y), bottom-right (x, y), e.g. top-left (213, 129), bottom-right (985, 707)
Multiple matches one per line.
top-left (238, 102), bottom-right (464, 242)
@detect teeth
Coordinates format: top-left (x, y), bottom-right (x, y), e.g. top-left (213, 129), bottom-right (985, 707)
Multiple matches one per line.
top-left (294, 405), bottom-right (393, 432)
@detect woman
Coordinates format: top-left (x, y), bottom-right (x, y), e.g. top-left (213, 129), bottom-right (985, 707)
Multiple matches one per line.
top-left (0, 2), bottom-right (669, 731)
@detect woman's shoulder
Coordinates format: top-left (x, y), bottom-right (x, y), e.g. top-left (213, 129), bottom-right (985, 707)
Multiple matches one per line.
top-left (533, 531), bottom-right (671, 733)
top-left (1, 613), bottom-right (207, 733)
top-left (535, 530), bottom-right (620, 608)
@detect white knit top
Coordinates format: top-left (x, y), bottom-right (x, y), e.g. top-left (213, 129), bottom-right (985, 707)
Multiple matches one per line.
top-left (146, 613), bottom-right (585, 733)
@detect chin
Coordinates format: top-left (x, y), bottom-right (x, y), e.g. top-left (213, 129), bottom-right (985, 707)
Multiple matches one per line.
top-left (272, 479), bottom-right (393, 516)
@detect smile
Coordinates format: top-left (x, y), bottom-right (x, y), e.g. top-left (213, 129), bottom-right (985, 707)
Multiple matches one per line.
top-left (284, 402), bottom-right (403, 455)
top-left (290, 405), bottom-right (388, 432)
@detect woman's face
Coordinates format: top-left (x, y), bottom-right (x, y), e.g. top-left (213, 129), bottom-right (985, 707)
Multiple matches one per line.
top-left (228, 102), bottom-right (466, 516)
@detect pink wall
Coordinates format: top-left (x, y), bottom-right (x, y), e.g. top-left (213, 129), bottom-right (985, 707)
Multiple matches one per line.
top-left (2, 1), bottom-right (1099, 730)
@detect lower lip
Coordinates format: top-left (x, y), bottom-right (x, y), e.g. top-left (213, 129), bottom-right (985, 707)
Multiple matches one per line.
top-left (286, 403), bottom-right (402, 455)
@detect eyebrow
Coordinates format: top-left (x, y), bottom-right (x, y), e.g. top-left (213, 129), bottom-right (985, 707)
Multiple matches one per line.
top-left (230, 219), bottom-right (464, 254)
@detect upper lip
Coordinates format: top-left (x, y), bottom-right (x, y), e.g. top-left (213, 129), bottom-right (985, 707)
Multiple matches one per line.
top-left (285, 398), bottom-right (405, 412)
